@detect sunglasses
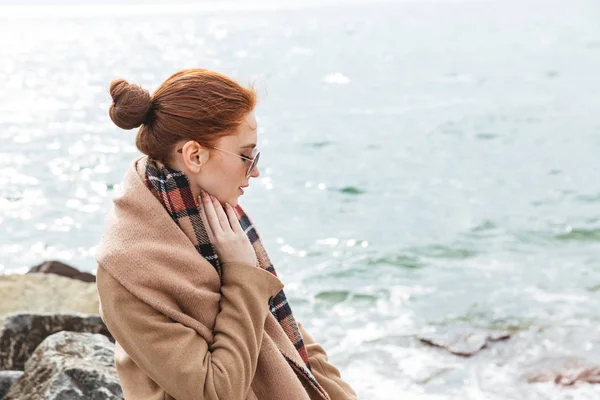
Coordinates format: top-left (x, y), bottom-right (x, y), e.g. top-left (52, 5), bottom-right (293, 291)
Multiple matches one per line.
top-left (177, 143), bottom-right (260, 179)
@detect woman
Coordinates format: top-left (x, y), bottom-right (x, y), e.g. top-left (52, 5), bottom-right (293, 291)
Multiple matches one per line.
top-left (95, 69), bottom-right (358, 400)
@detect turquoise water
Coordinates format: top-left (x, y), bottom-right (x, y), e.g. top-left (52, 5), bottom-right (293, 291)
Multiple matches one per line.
top-left (1, 1), bottom-right (600, 398)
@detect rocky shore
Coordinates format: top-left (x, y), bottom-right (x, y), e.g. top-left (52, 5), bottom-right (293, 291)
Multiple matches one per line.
top-left (0, 261), bottom-right (122, 399)
top-left (1, 260), bottom-right (599, 399)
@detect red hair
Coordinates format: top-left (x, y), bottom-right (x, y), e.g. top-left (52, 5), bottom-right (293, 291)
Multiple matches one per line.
top-left (109, 69), bottom-right (257, 162)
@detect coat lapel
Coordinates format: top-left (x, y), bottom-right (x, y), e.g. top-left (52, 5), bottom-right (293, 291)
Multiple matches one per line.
top-left (265, 314), bottom-right (306, 366)
top-left (99, 156), bottom-right (331, 400)
top-left (265, 315), bottom-right (330, 400)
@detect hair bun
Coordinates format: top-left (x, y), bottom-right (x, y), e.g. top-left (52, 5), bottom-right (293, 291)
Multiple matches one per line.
top-left (109, 79), bottom-right (153, 130)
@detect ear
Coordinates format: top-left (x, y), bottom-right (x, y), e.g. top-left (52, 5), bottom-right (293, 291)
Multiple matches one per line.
top-left (180, 141), bottom-right (210, 173)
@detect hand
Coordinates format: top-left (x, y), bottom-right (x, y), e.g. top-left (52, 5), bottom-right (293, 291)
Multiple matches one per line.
top-left (198, 191), bottom-right (257, 267)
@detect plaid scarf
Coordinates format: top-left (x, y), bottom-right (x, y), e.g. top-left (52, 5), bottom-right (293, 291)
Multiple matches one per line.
top-left (144, 158), bottom-right (330, 399)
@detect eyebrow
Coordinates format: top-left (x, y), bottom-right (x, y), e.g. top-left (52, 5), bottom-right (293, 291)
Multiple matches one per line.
top-left (239, 143), bottom-right (256, 149)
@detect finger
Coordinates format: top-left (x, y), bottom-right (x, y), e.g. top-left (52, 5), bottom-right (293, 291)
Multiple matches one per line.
top-left (198, 195), bottom-right (216, 242)
top-left (211, 195), bottom-right (232, 232)
top-left (201, 191), bottom-right (223, 234)
top-left (225, 203), bottom-right (244, 234)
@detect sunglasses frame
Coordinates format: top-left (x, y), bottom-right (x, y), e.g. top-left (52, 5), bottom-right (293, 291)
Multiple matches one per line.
top-left (176, 142), bottom-right (260, 179)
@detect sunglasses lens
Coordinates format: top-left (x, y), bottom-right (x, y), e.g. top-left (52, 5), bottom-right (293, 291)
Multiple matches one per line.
top-left (247, 151), bottom-right (260, 177)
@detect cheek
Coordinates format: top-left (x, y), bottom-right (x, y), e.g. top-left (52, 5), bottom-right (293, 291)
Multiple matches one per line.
top-left (226, 160), bottom-right (246, 181)
top-left (213, 159), bottom-right (240, 178)
top-left (204, 159), bottom-right (245, 202)
top-left (219, 160), bottom-right (245, 190)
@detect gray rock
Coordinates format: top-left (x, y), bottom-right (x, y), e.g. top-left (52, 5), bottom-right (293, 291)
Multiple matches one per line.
top-left (0, 313), bottom-right (113, 371)
top-left (0, 371), bottom-right (22, 399)
top-left (418, 326), bottom-right (511, 356)
top-left (4, 331), bottom-right (123, 400)
top-left (27, 260), bottom-right (95, 283)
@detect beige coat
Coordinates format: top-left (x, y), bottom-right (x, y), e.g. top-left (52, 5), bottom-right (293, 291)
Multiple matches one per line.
top-left (96, 157), bottom-right (358, 400)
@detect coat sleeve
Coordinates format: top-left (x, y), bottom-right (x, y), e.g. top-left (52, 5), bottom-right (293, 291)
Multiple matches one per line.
top-left (97, 261), bottom-right (284, 400)
top-left (298, 322), bottom-right (359, 400)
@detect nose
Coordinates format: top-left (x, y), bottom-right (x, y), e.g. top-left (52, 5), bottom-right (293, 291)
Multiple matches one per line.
top-left (250, 166), bottom-right (260, 178)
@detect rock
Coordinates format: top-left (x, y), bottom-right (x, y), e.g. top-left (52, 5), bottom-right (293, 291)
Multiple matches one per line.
top-left (4, 331), bottom-right (123, 400)
top-left (0, 371), bottom-right (22, 399)
top-left (522, 356), bottom-right (600, 386)
top-left (0, 274), bottom-right (99, 322)
top-left (27, 260), bottom-right (95, 283)
top-left (0, 312), bottom-right (113, 370)
top-left (418, 326), bottom-right (511, 356)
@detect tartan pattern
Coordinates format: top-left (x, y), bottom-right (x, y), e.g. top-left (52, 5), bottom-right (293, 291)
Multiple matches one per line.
top-left (144, 158), bottom-right (329, 398)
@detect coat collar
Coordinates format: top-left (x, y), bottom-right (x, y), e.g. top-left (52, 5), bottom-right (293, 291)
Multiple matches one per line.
top-left (95, 156), bottom-right (312, 376)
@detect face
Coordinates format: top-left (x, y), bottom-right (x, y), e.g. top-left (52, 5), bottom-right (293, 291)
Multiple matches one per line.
top-left (172, 111), bottom-right (260, 207)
